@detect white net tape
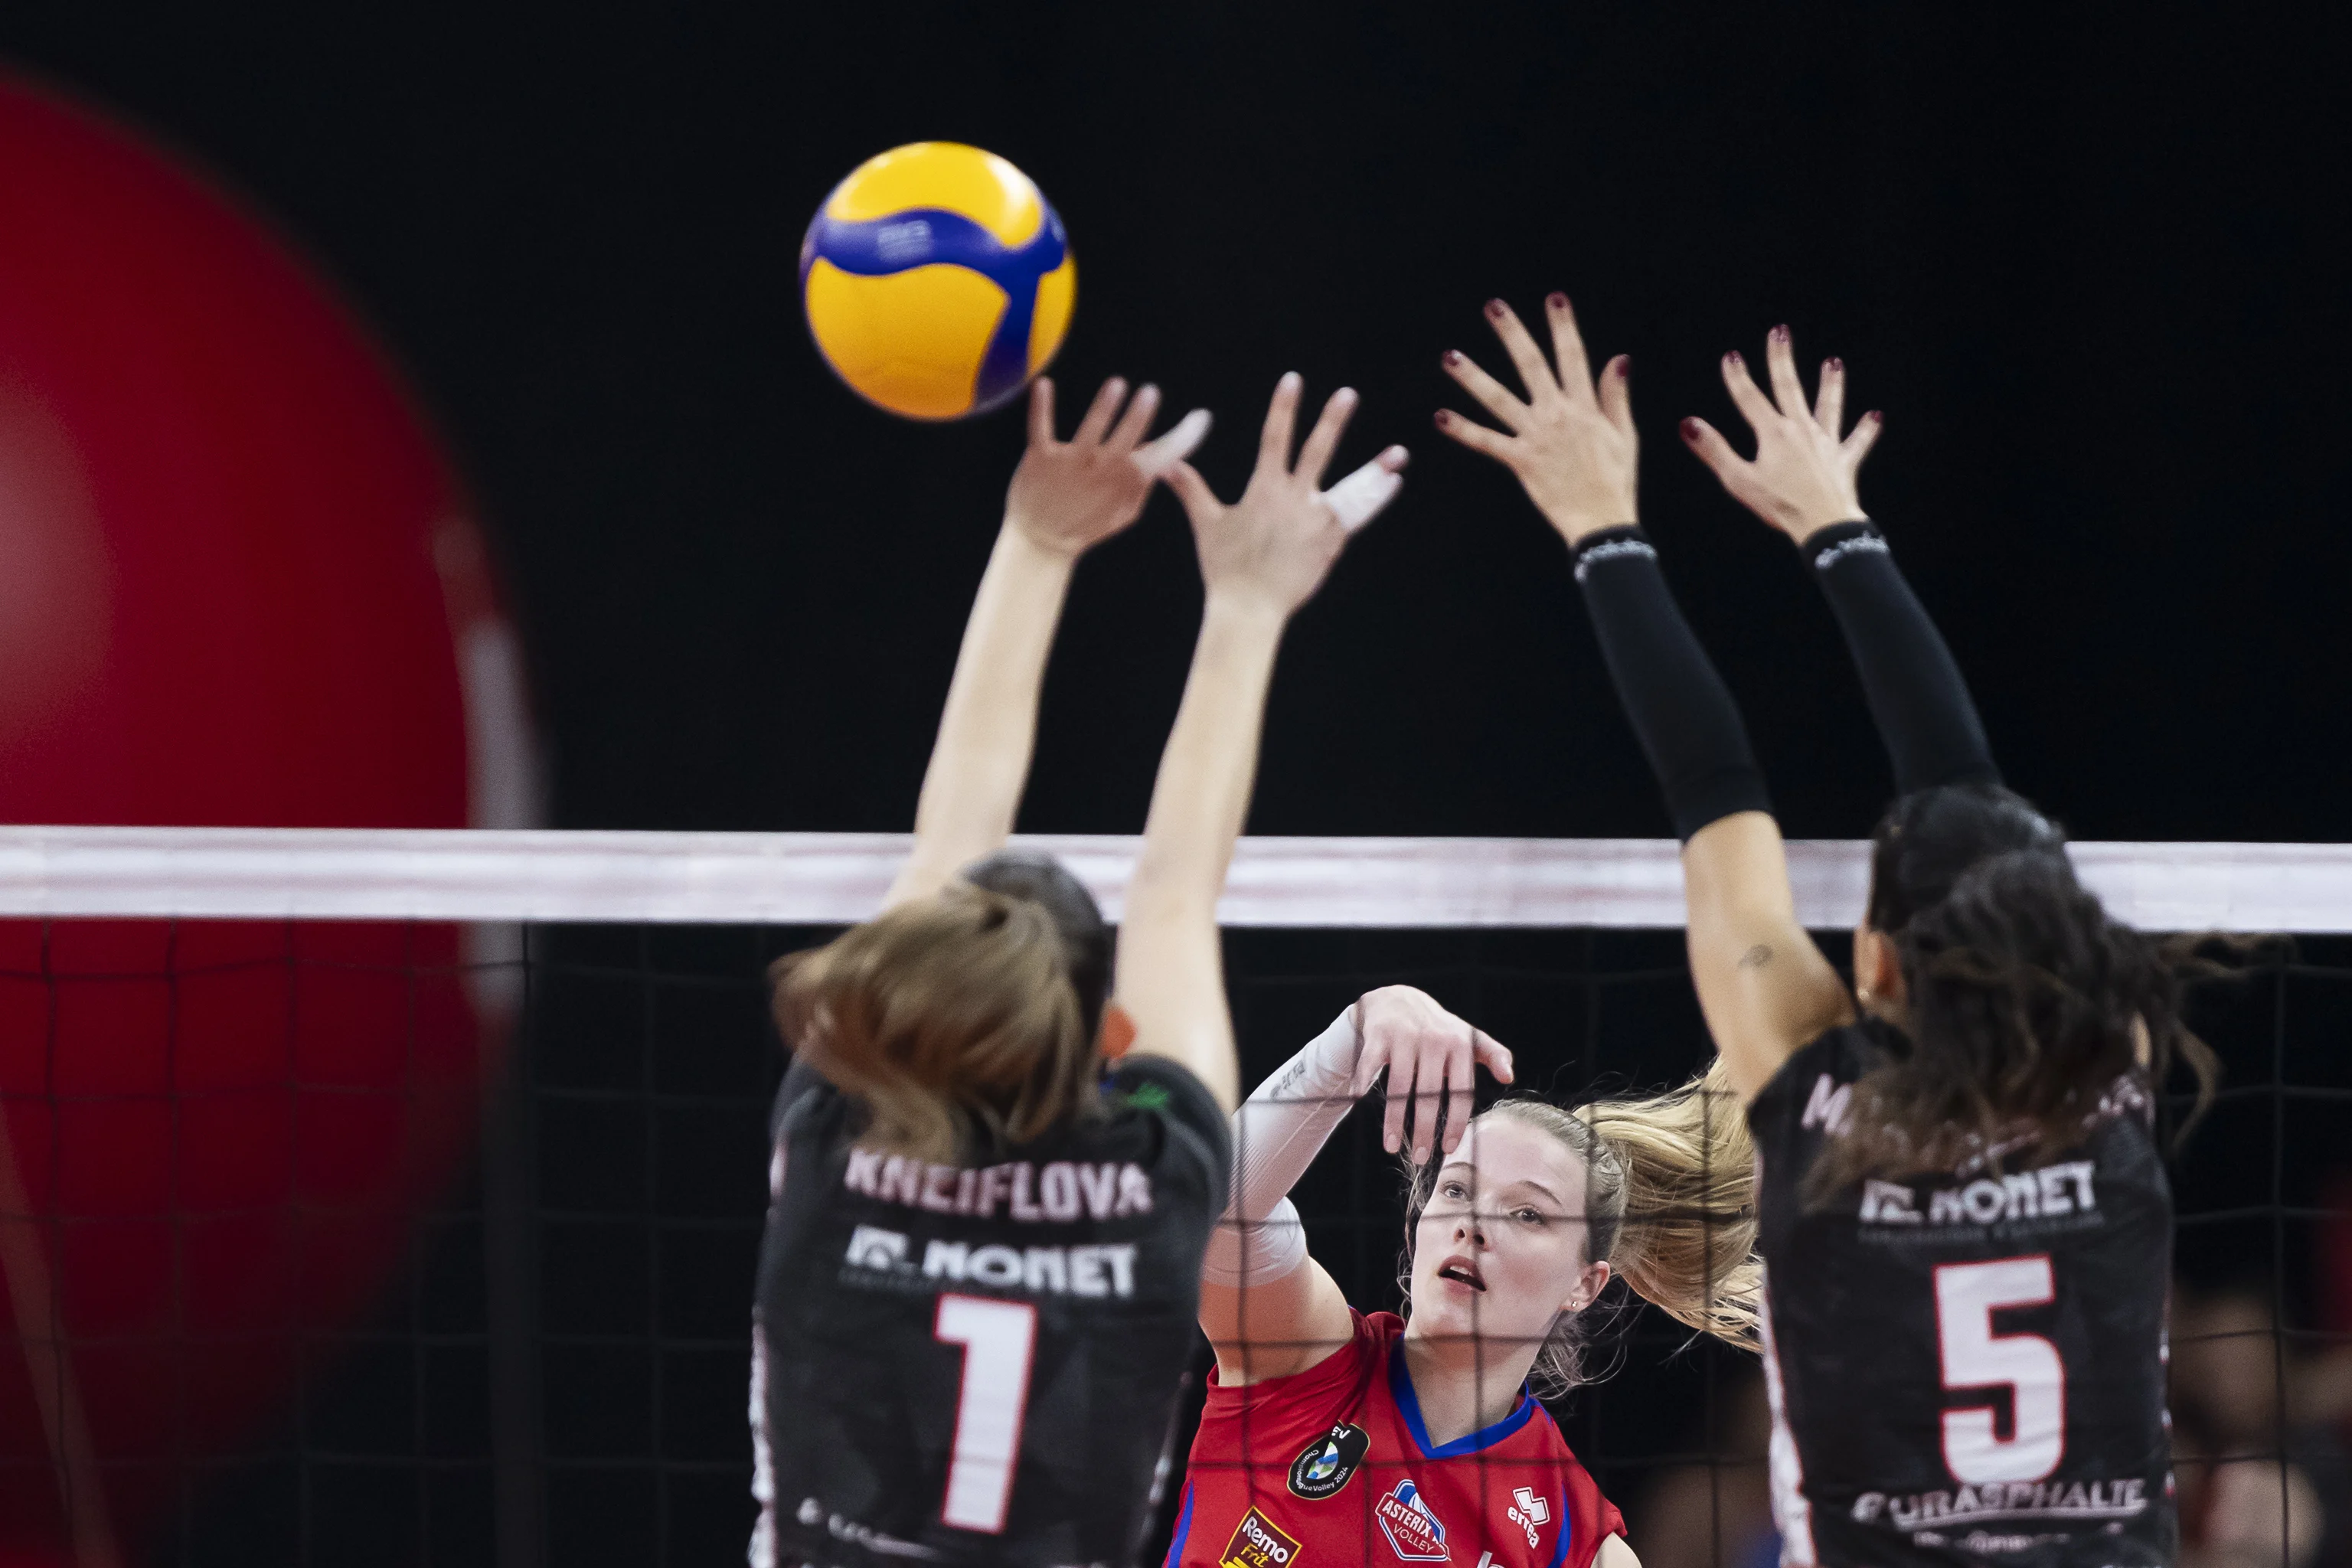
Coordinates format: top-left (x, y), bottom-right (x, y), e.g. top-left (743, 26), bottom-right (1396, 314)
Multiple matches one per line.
top-left (2, 826), bottom-right (2347, 929)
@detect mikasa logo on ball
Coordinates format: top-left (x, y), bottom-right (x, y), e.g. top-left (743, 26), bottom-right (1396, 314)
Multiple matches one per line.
top-left (874, 219), bottom-right (933, 263)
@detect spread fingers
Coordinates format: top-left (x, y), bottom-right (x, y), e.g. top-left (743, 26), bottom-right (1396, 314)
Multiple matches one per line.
top-left (1440, 348), bottom-right (1530, 429)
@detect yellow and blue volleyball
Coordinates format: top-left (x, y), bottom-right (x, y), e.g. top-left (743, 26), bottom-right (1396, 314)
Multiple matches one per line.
top-left (800, 142), bottom-right (1076, 421)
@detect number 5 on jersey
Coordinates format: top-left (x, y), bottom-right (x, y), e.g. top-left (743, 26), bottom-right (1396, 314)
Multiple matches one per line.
top-left (1935, 1256), bottom-right (2063, 1485)
top-left (935, 1295), bottom-right (1039, 1533)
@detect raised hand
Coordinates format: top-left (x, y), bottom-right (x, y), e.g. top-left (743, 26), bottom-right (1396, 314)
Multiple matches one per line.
top-left (1347, 985), bottom-right (1514, 1164)
top-left (1435, 294), bottom-right (1637, 545)
top-left (1004, 376), bottom-right (1212, 559)
top-left (1681, 325), bottom-right (1882, 544)
top-left (1164, 373), bottom-right (1408, 619)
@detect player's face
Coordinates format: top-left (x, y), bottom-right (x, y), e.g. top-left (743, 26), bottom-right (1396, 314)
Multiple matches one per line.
top-left (1407, 1115), bottom-right (1611, 1350)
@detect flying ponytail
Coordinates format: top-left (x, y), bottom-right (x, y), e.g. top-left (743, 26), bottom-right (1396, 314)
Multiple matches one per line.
top-left (1577, 1059), bottom-right (1761, 1348)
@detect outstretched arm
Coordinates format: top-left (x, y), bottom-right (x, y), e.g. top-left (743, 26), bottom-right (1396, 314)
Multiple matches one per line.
top-left (1198, 987), bottom-right (1511, 1383)
top-left (1437, 297), bottom-right (1847, 1101)
top-left (1113, 374), bottom-right (1407, 1113)
top-left (1683, 328), bottom-right (1997, 794)
top-left (884, 378), bottom-right (1210, 910)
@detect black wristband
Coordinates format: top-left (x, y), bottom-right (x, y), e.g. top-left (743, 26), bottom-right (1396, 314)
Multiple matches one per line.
top-left (1800, 519), bottom-right (1891, 571)
top-left (1802, 520), bottom-right (2001, 795)
top-left (1571, 527), bottom-right (1773, 841)
top-left (1570, 524), bottom-right (1664, 583)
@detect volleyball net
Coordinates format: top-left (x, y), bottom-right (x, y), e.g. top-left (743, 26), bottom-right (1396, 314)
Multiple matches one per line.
top-left (3, 828), bottom-right (2347, 1568)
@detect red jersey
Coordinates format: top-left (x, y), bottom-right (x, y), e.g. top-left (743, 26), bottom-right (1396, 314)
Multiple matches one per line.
top-left (1168, 1311), bottom-right (1624, 1568)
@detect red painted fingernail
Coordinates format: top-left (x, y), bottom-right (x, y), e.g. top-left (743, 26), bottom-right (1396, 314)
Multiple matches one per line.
top-left (1485, 298), bottom-right (1507, 318)
top-left (1615, 354), bottom-right (1632, 377)
top-left (1867, 409), bottom-right (1884, 422)
top-left (1827, 356), bottom-right (1845, 373)
top-left (1681, 417), bottom-right (1702, 440)
top-left (1725, 349), bottom-right (1743, 366)
top-left (1433, 410), bottom-right (1452, 427)
top-left (1442, 349), bottom-right (1462, 367)
top-left (1770, 324), bottom-right (1791, 344)
top-left (1547, 291), bottom-right (1568, 311)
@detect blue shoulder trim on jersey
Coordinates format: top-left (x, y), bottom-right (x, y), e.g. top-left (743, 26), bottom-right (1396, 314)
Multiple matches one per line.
top-left (1161, 1482), bottom-right (1194, 1568)
top-left (1545, 1506), bottom-right (1575, 1568)
top-left (1386, 1340), bottom-right (1539, 1458)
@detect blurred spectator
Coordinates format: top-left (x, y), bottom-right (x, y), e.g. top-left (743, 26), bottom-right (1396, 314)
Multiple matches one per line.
top-left (1630, 1367), bottom-right (1777, 1568)
top-left (2171, 1279), bottom-right (2347, 1568)
top-left (2310, 1172), bottom-right (2352, 1436)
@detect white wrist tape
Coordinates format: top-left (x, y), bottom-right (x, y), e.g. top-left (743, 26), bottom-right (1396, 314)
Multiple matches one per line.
top-left (1200, 1008), bottom-right (1362, 1288)
top-left (1320, 452), bottom-right (1407, 533)
top-left (1131, 408), bottom-right (1213, 479)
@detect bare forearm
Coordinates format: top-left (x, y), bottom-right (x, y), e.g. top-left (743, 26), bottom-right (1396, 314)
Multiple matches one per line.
top-left (1126, 598), bottom-right (1283, 926)
top-left (886, 524), bottom-right (1076, 908)
top-left (1115, 597), bottom-right (1287, 1109)
top-left (1681, 812), bottom-right (1853, 1101)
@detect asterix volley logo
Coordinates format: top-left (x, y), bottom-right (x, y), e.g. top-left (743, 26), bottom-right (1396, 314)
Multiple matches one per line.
top-left (1375, 1480), bottom-right (1448, 1561)
top-left (1287, 1422), bottom-right (1368, 1499)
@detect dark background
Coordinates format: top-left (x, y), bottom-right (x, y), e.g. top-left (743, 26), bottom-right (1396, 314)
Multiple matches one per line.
top-left (3, 5), bottom-right (2347, 1566)
top-left (5, 3), bottom-right (2347, 846)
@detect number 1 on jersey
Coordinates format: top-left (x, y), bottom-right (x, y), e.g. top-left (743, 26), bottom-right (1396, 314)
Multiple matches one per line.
top-left (934, 1295), bottom-right (1037, 1534)
top-left (1935, 1256), bottom-right (2063, 1485)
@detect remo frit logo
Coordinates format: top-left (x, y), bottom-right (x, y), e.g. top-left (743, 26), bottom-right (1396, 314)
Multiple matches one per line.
top-left (1375, 1479), bottom-right (1448, 1562)
top-left (1219, 1507), bottom-right (1301, 1568)
top-left (1288, 1422), bottom-right (1369, 1500)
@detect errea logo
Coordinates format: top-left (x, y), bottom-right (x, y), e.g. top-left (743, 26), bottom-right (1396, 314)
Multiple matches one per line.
top-left (1507, 1486), bottom-right (1550, 1547)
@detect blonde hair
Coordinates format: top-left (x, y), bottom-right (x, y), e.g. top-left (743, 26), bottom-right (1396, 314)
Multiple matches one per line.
top-left (770, 882), bottom-right (1099, 1165)
top-left (1576, 1059), bottom-right (1759, 1348)
top-left (1398, 1060), bottom-right (1759, 1396)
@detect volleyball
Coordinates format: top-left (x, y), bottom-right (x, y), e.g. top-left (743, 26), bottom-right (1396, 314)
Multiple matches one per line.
top-left (800, 142), bottom-right (1075, 420)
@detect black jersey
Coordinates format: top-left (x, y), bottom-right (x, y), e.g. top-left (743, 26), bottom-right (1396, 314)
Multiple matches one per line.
top-left (1746, 1024), bottom-right (2177, 1568)
top-left (751, 1054), bottom-right (1228, 1568)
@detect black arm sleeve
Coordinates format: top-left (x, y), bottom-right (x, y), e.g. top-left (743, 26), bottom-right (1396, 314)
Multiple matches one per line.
top-left (1801, 522), bottom-right (2001, 793)
top-left (1571, 527), bottom-right (1773, 841)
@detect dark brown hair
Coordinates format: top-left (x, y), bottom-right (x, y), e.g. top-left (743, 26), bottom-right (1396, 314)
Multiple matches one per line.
top-left (1811, 783), bottom-right (2220, 1197)
top-left (770, 853), bottom-right (1108, 1164)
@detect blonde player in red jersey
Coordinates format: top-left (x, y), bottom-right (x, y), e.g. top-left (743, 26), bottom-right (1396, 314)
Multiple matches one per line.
top-left (1171, 985), bottom-right (1762, 1568)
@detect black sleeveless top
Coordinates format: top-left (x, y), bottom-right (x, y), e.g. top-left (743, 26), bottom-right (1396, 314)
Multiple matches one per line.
top-left (1746, 1023), bottom-right (2177, 1567)
top-left (752, 1055), bottom-right (1227, 1568)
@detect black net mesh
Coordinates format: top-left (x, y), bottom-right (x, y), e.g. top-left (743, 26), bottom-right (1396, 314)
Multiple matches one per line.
top-left (3, 920), bottom-right (2346, 1568)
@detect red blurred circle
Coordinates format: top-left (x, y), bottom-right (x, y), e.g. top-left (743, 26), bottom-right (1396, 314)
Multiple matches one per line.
top-left (0, 71), bottom-right (524, 1557)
